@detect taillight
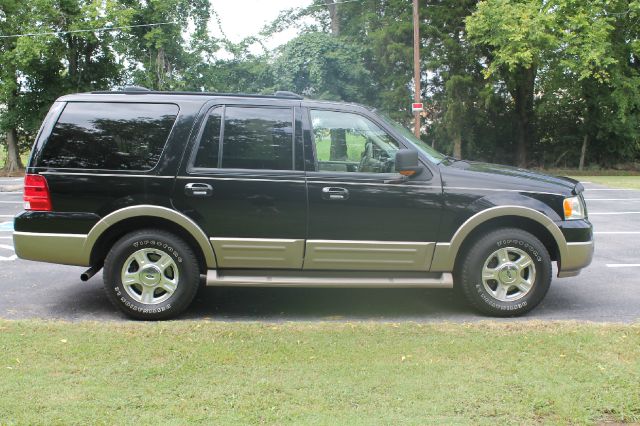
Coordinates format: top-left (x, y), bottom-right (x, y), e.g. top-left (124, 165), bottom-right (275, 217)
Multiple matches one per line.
top-left (24, 174), bottom-right (52, 211)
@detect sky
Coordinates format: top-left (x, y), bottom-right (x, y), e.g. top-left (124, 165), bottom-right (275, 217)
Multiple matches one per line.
top-left (210, 0), bottom-right (314, 52)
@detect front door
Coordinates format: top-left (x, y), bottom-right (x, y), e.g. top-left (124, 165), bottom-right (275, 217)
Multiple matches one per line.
top-left (173, 101), bottom-right (307, 269)
top-left (303, 108), bottom-right (443, 271)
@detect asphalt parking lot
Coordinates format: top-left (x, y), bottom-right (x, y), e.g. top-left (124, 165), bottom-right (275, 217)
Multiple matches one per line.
top-left (1, 176), bottom-right (638, 322)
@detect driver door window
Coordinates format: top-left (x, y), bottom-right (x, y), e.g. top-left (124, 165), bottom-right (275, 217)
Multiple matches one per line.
top-left (309, 110), bottom-right (399, 173)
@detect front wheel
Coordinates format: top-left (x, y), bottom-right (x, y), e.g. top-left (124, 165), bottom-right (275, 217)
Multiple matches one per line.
top-left (456, 228), bottom-right (552, 317)
top-left (103, 229), bottom-right (200, 320)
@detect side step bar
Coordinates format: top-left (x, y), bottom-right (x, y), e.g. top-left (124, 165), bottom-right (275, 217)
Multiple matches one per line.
top-left (206, 269), bottom-right (453, 288)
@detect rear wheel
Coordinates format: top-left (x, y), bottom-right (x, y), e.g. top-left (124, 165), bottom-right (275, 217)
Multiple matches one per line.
top-left (456, 228), bottom-right (552, 316)
top-left (103, 229), bottom-right (200, 320)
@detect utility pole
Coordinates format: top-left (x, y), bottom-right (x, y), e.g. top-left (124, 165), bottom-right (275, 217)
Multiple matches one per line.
top-left (412, 0), bottom-right (421, 138)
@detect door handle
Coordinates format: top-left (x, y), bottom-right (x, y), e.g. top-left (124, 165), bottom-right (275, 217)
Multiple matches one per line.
top-left (321, 186), bottom-right (349, 200)
top-left (184, 182), bottom-right (213, 197)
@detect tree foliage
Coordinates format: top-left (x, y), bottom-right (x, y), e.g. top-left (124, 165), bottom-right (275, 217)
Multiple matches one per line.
top-left (1, 0), bottom-right (639, 172)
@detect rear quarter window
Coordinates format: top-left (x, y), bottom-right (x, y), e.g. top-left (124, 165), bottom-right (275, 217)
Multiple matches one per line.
top-left (38, 102), bottom-right (178, 171)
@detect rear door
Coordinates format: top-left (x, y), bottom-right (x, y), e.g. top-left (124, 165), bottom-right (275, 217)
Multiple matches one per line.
top-left (172, 99), bottom-right (307, 269)
top-left (302, 106), bottom-right (443, 271)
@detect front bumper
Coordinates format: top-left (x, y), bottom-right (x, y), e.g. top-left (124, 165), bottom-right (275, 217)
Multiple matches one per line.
top-left (558, 240), bottom-right (594, 278)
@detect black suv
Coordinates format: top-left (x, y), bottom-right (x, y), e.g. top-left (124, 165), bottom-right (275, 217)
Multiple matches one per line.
top-left (14, 88), bottom-right (593, 320)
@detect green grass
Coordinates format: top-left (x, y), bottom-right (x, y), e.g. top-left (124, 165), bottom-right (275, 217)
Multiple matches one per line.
top-left (569, 175), bottom-right (640, 190)
top-left (1, 320), bottom-right (638, 425)
top-left (314, 133), bottom-right (367, 162)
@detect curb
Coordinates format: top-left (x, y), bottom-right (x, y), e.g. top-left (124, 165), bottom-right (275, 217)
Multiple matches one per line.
top-left (0, 185), bottom-right (22, 192)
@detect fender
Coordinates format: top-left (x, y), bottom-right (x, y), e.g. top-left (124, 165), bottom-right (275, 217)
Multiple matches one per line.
top-left (430, 205), bottom-right (568, 272)
top-left (85, 205), bottom-right (217, 268)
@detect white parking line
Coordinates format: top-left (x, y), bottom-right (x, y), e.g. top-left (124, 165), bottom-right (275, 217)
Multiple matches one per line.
top-left (584, 188), bottom-right (637, 191)
top-left (0, 236), bottom-right (12, 239)
top-left (594, 231), bottom-right (640, 234)
top-left (589, 212), bottom-right (640, 215)
top-left (585, 199), bottom-right (640, 201)
top-left (606, 264), bottom-right (640, 268)
top-left (0, 244), bottom-right (14, 250)
top-left (0, 215), bottom-right (14, 217)
top-left (0, 201), bottom-right (22, 204)
top-left (0, 255), bottom-right (17, 261)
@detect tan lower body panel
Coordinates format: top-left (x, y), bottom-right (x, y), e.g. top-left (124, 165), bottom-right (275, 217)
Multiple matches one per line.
top-left (210, 238), bottom-right (304, 269)
top-left (303, 240), bottom-right (434, 271)
top-left (558, 241), bottom-right (594, 277)
top-left (13, 231), bottom-right (90, 266)
top-left (206, 269), bottom-right (453, 288)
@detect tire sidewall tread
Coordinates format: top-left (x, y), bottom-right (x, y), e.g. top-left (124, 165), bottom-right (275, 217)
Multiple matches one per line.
top-left (457, 228), bottom-right (552, 317)
top-left (103, 229), bottom-right (200, 320)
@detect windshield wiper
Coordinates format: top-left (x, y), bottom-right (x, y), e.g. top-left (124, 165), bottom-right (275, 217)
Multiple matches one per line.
top-left (438, 155), bottom-right (460, 165)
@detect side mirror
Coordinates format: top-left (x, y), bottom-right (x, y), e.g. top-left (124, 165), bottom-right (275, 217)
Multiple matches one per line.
top-left (395, 149), bottom-right (421, 177)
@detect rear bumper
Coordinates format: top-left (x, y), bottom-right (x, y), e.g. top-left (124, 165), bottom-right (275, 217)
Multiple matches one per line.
top-left (558, 240), bottom-right (594, 278)
top-left (13, 231), bottom-right (90, 266)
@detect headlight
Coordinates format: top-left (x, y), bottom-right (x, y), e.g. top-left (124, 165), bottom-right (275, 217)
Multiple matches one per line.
top-left (563, 196), bottom-right (585, 220)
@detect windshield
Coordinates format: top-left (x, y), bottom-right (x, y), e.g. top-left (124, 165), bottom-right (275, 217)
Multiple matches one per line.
top-left (379, 113), bottom-right (446, 164)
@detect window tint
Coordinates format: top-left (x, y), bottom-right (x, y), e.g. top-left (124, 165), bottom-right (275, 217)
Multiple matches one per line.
top-left (221, 107), bottom-right (293, 170)
top-left (39, 102), bottom-right (178, 170)
top-left (193, 108), bottom-right (222, 168)
top-left (310, 110), bottom-right (399, 173)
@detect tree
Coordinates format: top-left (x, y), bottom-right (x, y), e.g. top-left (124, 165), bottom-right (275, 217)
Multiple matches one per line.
top-left (466, 0), bottom-right (557, 167)
top-left (422, 0), bottom-right (488, 159)
top-left (467, 0), bottom-right (640, 168)
top-left (118, 0), bottom-right (213, 90)
top-left (273, 32), bottom-right (374, 102)
top-left (0, 0), bottom-right (130, 173)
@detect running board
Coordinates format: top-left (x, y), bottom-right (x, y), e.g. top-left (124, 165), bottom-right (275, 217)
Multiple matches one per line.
top-left (206, 269), bottom-right (453, 288)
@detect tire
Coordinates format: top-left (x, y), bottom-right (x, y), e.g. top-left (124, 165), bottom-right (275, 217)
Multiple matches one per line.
top-left (456, 228), bottom-right (552, 317)
top-left (103, 229), bottom-right (200, 320)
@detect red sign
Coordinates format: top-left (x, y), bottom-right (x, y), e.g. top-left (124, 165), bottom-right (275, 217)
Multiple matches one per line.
top-left (411, 102), bottom-right (423, 112)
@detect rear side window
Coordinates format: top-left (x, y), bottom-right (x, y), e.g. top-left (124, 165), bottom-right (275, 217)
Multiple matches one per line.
top-left (193, 106), bottom-right (294, 170)
top-left (38, 102), bottom-right (178, 170)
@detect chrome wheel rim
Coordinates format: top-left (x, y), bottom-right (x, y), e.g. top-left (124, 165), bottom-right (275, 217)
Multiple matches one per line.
top-left (481, 247), bottom-right (536, 302)
top-left (120, 248), bottom-right (179, 305)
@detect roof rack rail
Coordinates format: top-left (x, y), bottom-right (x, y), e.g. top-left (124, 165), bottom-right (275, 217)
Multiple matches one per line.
top-left (274, 91), bottom-right (303, 99)
top-left (123, 86), bottom-right (151, 92)
top-left (89, 88), bottom-right (304, 100)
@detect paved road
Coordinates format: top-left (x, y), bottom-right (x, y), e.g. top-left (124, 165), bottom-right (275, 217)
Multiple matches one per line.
top-left (1, 178), bottom-right (638, 322)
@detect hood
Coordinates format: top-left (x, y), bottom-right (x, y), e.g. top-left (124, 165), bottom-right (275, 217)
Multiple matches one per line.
top-left (440, 160), bottom-right (581, 196)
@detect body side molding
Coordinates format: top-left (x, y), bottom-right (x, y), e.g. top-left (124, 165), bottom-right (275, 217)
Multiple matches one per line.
top-left (210, 238), bottom-right (304, 269)
top-left (85, 205), bottom-right (217, 268)
top-left (304, 239), bottom-right (435, 271)
top-left (430, 205), bottom-right (569, 273)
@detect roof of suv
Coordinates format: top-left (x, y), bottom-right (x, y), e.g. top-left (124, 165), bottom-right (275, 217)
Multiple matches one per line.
top-left (56, 87), bottom-right (374, 113)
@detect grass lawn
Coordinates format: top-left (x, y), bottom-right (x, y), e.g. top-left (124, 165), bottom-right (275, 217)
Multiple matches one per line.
top-left (0, 320), bottom-right (638, 425)
top-left (570, 175), bottom-right (640, 190)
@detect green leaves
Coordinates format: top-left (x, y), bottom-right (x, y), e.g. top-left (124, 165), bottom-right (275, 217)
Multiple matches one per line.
top-left (467, 0), bottom-right (557, 77)
top-left (273, 32), bottom-right (373, 103)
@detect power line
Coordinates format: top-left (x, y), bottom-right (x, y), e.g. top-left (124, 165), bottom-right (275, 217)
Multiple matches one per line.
top-left (0, 0), bottom-right (371, 39)
top-left (0, 21), bottom-right (180, 39)
top-left (322, 0), bottom-right (367, 4)
top-left (305, 0), bottom-right (367, 9)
